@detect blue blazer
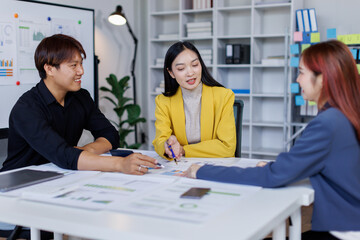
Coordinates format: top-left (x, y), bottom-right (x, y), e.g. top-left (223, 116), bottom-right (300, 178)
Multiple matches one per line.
top-left (197, 107), bottom-right (360, 231)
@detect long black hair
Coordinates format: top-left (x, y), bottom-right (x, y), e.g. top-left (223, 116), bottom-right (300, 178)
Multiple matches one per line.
top-left (163, 41), bottom-right (223, 96)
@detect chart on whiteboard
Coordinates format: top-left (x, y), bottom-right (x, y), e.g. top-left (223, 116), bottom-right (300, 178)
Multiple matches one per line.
top-left (0, 19), bottom-right (16, 85)
top-left (0, 16), bottom-right (82, 86)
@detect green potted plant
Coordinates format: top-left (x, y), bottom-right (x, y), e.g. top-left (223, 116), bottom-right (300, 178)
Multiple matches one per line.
top-left (100, 74), bottom-right (146, 149)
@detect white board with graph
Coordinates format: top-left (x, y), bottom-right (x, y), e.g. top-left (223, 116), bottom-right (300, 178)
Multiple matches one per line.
top-left (0, 0), bottom-right (94, 130)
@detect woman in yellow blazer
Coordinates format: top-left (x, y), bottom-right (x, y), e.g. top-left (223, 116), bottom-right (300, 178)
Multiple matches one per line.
top-left (152, 41), bottom-right (236, 160)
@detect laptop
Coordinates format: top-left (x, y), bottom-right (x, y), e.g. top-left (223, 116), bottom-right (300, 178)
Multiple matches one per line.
top-left (0, 169), bottom-right (64, 192)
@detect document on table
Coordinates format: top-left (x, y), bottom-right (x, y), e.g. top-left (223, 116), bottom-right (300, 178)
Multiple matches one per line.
top-left (109, 150), bottom-right (239, 175)
top-left (16, 163), bottom-right (261, 223)
top-left (110, 177), bottom-right (261, 223)
top-left (148, 157), bottom-right (238, 176)
top-left (22, 173), bottom-right (175, 210)
top-left (5, 159), bottom-right (263, 223)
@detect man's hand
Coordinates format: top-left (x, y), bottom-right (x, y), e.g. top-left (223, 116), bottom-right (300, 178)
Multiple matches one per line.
top-left (117, 153), bottom-right (158, 175)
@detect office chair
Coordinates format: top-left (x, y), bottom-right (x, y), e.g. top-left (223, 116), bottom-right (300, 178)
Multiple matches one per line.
top-left (233, 99), bottom-right (244, 157)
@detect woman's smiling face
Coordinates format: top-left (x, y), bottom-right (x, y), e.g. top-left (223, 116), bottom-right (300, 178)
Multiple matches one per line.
top-left (168, 48), bottom-right (202, 90)
top-left (296, 59), bottom-right (323, 103)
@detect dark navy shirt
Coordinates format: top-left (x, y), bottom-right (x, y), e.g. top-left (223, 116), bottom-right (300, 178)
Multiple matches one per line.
top-left (1, 80), bottom-right (119, 171)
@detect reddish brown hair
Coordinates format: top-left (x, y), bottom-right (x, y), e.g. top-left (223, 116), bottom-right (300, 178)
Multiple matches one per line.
top-left (34, 34), bottom-right (86, 79)
top-left (301, 40), bottom-right (360, 141)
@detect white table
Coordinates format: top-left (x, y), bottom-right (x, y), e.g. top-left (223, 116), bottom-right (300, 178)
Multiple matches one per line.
top-left (0, 157), bottom-right (314, 240)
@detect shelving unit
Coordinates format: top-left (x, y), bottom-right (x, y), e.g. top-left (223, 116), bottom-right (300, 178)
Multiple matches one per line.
top-left (147, 0), bottom-right (303, 159)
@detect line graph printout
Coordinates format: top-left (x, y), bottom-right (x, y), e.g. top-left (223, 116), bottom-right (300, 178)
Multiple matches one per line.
top-left (17, 17), bottom-right (50, 84)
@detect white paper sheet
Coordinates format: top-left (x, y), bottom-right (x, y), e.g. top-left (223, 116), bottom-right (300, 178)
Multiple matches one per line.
top-left (22, 172), bottom-right (175, 210)
top-left (110, 177), bottom-right (261, 223)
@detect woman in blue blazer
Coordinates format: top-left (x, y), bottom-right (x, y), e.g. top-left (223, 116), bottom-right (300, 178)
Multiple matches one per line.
top-left (183, 40), bottom-right (360, 240)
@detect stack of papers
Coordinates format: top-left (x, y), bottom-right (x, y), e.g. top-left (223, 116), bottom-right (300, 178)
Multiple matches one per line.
top-left (1, 155), bottom-right (263, 223)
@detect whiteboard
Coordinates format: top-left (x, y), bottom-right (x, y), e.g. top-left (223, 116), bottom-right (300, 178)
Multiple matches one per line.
top-left (0, 0), bottom-right (95, 130)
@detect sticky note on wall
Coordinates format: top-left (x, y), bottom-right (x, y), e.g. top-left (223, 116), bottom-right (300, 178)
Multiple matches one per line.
top-left (301, 44), bottom-right (311, 52)
top-left (308, 101), bottom-right (316, 106)
top-left (310, 32), bottom-right (320, 43)
top-left (347, 34), bottom-right (355, 45)
top-left (355, 34), bottom-right (360, 44)
top-left (290, 57), bottom-right (299, 67)
top-left (295, 95), bottom-right (305, 106)
top-left (290, 83), bottom-right (299, 93)
top-left (290, 44), bottom-right (299, 54)
top-left (327, 28), bottom-right (337, 39)
top-left (337, 35), bottom-right (345, 43)
top-left (294, 31), bottom-right (303, 42)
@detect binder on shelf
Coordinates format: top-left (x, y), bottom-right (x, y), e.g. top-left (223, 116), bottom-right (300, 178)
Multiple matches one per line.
top-left (231, 89), bottom-right (250, 94)
top-left (296, 9), bottom-right (304, 32)
top-left (302, 9), bottom-right (311, 32)
top-left (308, 8), bottom-right (318, 32)
top-left (225, 44), bottom-right (233, 64)
top-left (240, 44), bottom-right (250, 64)
top-left (233, 44), bottom-right (241, 64)
top-left (193, 0), bottom-right (213, 9)
top-left (193, 0), bottom-right (199, 9)
top-left (350, 48), bottom-right (358, 60)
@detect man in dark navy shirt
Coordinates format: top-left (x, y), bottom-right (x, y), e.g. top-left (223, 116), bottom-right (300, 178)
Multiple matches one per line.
top-left (1, 34), bottom-right (157, 174)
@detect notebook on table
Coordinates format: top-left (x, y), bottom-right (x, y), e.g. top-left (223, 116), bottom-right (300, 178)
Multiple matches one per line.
top-left (0, 169), bottom-right (64, 192)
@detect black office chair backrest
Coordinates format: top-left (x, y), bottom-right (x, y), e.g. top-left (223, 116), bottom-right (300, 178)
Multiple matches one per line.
top-left (233, 99), bottom-right (244, 157)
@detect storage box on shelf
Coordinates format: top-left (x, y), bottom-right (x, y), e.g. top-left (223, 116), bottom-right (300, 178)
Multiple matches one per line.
top-left (147, 0), bottom-right (303, 157)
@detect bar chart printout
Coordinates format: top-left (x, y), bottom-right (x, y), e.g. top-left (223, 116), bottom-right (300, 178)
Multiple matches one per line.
top-left (0, 20), bottom-right (16, 84)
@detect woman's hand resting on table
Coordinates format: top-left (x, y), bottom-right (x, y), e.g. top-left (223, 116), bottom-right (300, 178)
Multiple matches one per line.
top-left (256, 161), bottom-right (269, 167)
top-left (182, 161), bottom-right (268, 179)
top-left (181, 164), bottom-right (202, 178)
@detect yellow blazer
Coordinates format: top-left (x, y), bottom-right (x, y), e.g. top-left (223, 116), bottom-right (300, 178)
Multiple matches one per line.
top-left (152, 84), bottom-right (236, 159)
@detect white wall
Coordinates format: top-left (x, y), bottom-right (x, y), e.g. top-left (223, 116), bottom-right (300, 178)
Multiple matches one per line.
top-left (304, 0), bottom-right (360, 38)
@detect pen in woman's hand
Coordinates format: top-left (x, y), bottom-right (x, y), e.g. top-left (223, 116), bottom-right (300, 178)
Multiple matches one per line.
top-left (167, 144), bottom-right (178, 164)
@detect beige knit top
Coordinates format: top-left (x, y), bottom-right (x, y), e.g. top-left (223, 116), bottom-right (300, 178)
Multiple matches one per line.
top-left (181, 82), bottom-right (202, 144)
